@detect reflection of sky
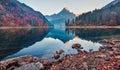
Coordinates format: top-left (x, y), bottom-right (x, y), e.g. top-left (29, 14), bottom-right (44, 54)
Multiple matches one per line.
top-left (4, 37), bottom-right (102, 61)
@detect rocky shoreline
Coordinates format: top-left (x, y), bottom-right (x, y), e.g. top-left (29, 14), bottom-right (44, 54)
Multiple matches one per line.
top-left (0, 55), bottom-right (44, 70)
top-left (0, 39), bottom-right (120, 70)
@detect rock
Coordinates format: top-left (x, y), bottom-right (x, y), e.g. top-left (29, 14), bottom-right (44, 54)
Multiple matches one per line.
top-left (56, 50), bottom-right (64, 54)
top-left (32, 57), bottom-right (39, 62)
top-left (101, 49), bottom-right (106, 53)
top-left (113, 40), bottom-right (120, 43)
top-left (83, 50), bottom-right (88, 53)
top-left (77, 49), bottom-right (83, 54)
top-left (95, 54), bottom-right (106, 58)
top-left (17, 55), bottom-right (33, 65)
top-left (41, 59), bottom-right (49, 65)
top-left (99, 46), bottom-right (106, 52)
top-left (89, 49), bottom-right (93, 52)
top-left (108, 51), bottom-right (114, 56)
top-left (115, 56), bottom-right (120, 58)
top-left (114, 64), bottom-right (120, 69)
top-left (34, 62), bottom-right (44, 69)
top-left (106, 46), bottom-right (112, 49)
top-left (114, 51), bottom-right (120, 55)
top-left (64, 60), bottom-right (71, 67)
top-left (80, 47), bottom-right (83, 49)
top-left (102, 39), bottom-right (109, 43)
top-left (0, 65), bottom-right (6, 70)
top-left (83, 62), bottom-right (88, 70)
top-left (98, 58), bottom-right (120, 70)
top-left (0, 55), bottom-right (40, 70)
top-left (15, 62), bottom-right (44, 70)
top-left (104, 57), bottom-right (110, 61)
top-left (54, 54), bottom-right (60, 59)
top-left (109, 42), bottom-right (115, 45)
top-left (72, 43), bottom-right (81, 49)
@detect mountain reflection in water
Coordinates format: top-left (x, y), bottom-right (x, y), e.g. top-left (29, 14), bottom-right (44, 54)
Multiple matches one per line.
top-left (0, 28), bottom-right (49, 60)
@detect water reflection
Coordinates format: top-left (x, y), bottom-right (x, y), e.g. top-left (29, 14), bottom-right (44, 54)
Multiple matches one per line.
top-left (66, 28), bottom-right (120, 41)
top-left (46, 28), bottom-right (75, 42)
top-left (0, 28), bottom-right (49, 60)
top-left (0, 28), bottom-right (120, 61)
top-left (4, 36), bottom-right (101, 61)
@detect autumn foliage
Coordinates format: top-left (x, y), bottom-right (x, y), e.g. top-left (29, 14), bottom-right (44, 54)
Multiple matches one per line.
top-left (0, 0), bottom-right (49, 27)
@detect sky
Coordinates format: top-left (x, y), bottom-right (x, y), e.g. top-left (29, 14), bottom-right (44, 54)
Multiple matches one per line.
top-left (18, 0), bottom-right (113, 15)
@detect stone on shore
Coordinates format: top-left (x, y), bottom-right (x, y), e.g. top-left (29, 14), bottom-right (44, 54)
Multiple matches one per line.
top-left (41, 59), bottom-right (49, 65)
top-left (15, 62), bottom-right (44, 70)
top-left (54, 54), bottom-right (60, 59)
top-left (56, 50), bottom-right (64, 54)
top-left (0, 55), bottom-right (40, 70)
top-left (0, 39), bottom-right (120, 70)
top-left (44, 39), bottom-right (120, 70)
top-left (72, 43), bottom-right (81, 49)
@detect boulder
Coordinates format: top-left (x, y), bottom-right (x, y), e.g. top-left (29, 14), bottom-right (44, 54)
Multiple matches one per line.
top-left (102, 39), bottom-right (109, 43)
top-left (72, 43), bottom-right (81, 49)
top-left (0, 55), bottom-right (40, 70)
top-left (32, 57), bottom-right (39, 62)
top-left (15, 62), bottom-right (44, 70)
top-left (41, 59), bottom-right (49, 65)
top-left (104, 57), bottom-right (110, 61)
top-left (77, 49), bottom-right (83, 54)
top-left (56, 50), bottom-right (64, 54)
top-left (54, 54), bottom-right (60, 59)
top-left (80, 47), bottom-right (83, 49)
top-left (95, 54), bottom-right (106, 58)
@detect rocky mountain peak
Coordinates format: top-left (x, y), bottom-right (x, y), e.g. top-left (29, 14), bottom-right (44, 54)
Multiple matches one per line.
top-left (63, 7), bottom-right (70, 12)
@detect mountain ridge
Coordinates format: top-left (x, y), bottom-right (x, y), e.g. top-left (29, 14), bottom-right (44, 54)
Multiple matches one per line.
top-left (102, 0), bottom-right (120, 9)
top-left (67, 0), bottom-right (120, 26)
top-left (0, 0), bottom-right (51, 27)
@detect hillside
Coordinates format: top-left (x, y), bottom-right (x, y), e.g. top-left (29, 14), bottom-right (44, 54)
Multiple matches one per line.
top-left (102, 0), bottom-right (120, 9)
top-left (67, 0), bottom-right (120, 26)
top-left (0, 0), bottom-right (50, 27)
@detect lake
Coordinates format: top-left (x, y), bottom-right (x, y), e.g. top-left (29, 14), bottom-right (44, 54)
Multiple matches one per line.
top-left (0, 27), bottom-right (120, 61)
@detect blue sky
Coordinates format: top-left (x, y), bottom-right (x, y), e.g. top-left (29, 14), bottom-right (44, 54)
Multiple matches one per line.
top-left (18, 0), bottom-right (113, 15)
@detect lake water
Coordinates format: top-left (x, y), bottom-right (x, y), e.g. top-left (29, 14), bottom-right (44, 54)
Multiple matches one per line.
top-left (0, 27), bottom-right (120, 61)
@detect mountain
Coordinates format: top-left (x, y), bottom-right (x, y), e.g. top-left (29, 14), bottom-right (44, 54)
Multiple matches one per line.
top-left (46, 7), bottom-right (76, 26)
top-left (102, 0), bottom-right (120, 9)
top-left (0, 0), bottom-right (51, 27)
top-left (68, 0), bottom-right (120, 26)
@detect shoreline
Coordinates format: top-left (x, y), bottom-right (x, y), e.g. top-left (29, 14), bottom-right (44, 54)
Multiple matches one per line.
top-left (66, 26), bottom-right (120, 28)
top-left (0, 26), bottom-right (120, 29)
top-left (0, 39), bottom-right (120, 70)
top-left (44, 39), bottom-right (120, 70)
top-left (0, 26), bottom-right (54, 29)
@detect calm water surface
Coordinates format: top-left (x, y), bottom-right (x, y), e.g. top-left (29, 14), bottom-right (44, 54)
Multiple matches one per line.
top-left (0, 27), bottom-right (120, 61)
